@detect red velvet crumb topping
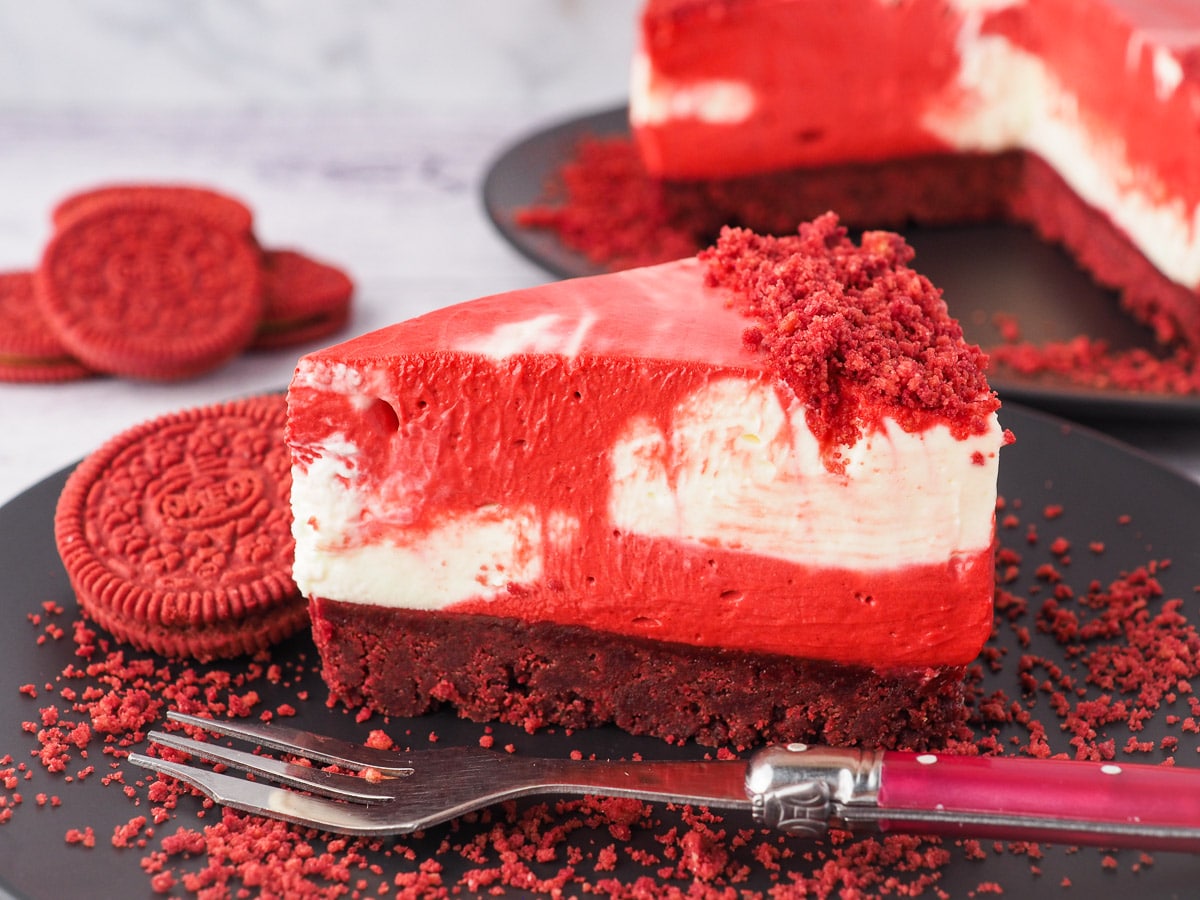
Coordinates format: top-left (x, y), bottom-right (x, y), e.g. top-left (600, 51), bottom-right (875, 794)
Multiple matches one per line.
top-left (701, 213), bottom-right (999, 472)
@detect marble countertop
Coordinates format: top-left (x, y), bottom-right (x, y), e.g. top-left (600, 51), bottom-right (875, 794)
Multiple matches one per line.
top-left (2, 1), bottom-right (1200, 509)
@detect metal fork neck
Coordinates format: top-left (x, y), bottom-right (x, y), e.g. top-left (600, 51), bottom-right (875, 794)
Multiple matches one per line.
top-left (746, 743), bottom-right (883, 837)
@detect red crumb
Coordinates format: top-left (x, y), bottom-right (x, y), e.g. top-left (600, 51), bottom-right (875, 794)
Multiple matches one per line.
top-left (64, 826), bottom-right (95, 847)
top-left (364, 729), bottom-right (393, 751)
top-left (990, 336), bottom-right (1200, 396)
top-left (701, 215), bottom-right (999, 472)
top-left (515, 136), bottom-right (697, 271)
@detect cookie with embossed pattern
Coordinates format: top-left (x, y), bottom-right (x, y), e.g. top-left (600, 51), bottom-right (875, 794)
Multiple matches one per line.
top-left (0, 270), bottom-right (94, 383)
top-left (253, 248), bottom-right (354, 349)
top-left (35, 196), bottom-right (262, 380)
top-left (51, 183), bottom-right (255, 238)
top-left (54, 394), bottom-right (306, 661)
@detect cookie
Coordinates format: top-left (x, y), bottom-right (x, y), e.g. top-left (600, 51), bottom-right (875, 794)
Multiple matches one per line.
top-left (36, 196), bottom-right (263, 380)
top-left (51, 183), bottom-right (255, 238)
top-left (54, 394), bottom-right (306, 661)
top-left (253, 248), bottom-right (354, 349)
top-left (0, 270), bottom-right (93, 383)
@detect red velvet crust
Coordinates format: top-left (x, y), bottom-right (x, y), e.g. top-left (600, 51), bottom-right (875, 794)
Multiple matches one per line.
top-left (309, 598), bottom-right (968, 750)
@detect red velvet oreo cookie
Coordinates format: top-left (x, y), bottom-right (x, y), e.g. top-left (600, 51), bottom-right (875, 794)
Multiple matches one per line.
top-left (253, 248), bottom-right (354, 349)
top-left (36, 197), bottom-right (263, 380)
top-left (51, 183), bottom-right (255, 238)
top-left (54, 394), bottom-right (306, 661)
top-left (0, 270), bottom-right (93, 383)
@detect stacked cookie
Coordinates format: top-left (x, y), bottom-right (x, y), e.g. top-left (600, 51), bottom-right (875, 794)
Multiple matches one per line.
top-left (1, 184), bottom-right (353, 382)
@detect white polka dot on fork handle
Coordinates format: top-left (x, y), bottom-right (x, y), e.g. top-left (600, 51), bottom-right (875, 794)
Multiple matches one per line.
top-left (1101, 764), bottom-right (1122, 775)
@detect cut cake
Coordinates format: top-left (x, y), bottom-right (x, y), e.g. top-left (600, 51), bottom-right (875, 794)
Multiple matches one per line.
top-left (631, 0), bottom-right (1200, 347)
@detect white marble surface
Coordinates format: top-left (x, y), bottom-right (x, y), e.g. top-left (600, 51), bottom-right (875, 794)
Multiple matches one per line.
top-left (1, 0), bottom-right (1200, 510)
top-left (0, 1), bottom-right (639, 116)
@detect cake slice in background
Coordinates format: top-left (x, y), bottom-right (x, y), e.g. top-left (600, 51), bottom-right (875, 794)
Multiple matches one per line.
top-left (286, 214), bottom-right (1007, 749)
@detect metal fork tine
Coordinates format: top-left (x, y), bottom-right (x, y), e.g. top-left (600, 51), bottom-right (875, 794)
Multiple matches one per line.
top-left (128, 752), bottom-right (403, 836)
top-left (146, 730), bottom-right (398, 802)
top-left (134, 715), bottom-right (754, 838)
top-left (166, 710), bottom-right (414, 776)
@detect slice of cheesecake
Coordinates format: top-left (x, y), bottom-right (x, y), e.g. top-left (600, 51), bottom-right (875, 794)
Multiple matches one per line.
top-left (286, 214), bottom-right (1006, 748)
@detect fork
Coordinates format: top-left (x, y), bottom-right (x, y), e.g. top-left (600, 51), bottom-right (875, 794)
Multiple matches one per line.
top-left (130, 711), bottom-right (1200, 851)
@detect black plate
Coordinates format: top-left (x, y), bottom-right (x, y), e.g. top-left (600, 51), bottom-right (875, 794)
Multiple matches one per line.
top-left (2, 403), bottom-right (1200, 897)
top-left (483, 106), bottom-right (1200, 422)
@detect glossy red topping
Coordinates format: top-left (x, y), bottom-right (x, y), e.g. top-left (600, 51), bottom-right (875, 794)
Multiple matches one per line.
top-left (702, 213), bottom-right (999, 471)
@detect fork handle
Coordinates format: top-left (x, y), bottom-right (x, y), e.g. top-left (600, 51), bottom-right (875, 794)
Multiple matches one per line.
top-left (747, 744), bottom-right (1200, 852)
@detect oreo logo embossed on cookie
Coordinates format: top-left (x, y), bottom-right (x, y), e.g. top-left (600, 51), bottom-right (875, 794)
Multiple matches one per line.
top-left (54, 394), bottom-right (306, 661)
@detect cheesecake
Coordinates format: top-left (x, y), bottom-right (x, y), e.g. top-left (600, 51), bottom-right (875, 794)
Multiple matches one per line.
top-left (286, 215), bottom-right (1006, 748)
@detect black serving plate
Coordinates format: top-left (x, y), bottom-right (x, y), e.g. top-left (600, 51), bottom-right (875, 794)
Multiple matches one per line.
top-left (483, 106), bottom-right (1200, 422)
top-left (2, 404), bottom-right (1200, 897)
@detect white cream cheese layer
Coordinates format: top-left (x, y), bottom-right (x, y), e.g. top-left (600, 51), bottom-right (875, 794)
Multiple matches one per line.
top-left (292, 374), bottom-right (1002, 609)
top-left (608, 377), bottom-right (1000, 569)
top-left (293, 465), bottom-right (549, 609)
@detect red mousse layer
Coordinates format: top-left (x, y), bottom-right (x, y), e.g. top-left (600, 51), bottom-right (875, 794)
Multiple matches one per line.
top-left (635, 0), bottom-right (961, 177)
top-left (449, 543), bottom-right (995, 668)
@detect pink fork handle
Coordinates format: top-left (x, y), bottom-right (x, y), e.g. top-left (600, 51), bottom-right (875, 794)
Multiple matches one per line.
top-left (878, 750), bottom-right (1200, 851)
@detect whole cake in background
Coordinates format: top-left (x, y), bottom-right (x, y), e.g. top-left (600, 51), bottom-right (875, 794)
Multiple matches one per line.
top-left (631, 0), bottom-right (1199, 347)
top-left (525, 0), bottom-right (1199, 361)
top-left (286, 214), bottom-right (1007, 750)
